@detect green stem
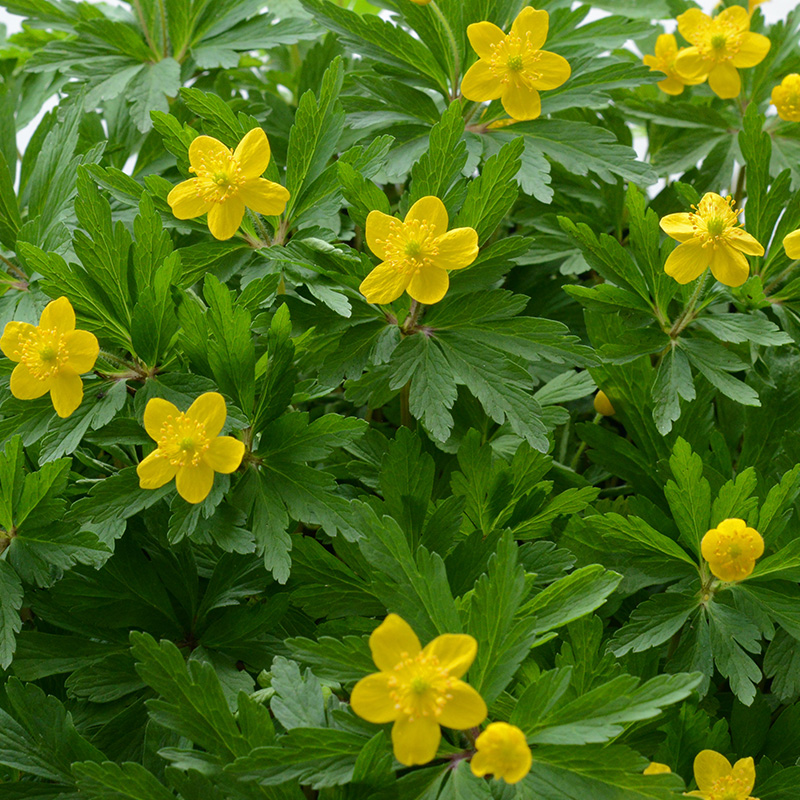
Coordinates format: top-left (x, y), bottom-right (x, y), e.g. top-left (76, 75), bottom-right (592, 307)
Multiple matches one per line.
top-left (0, 254), bottom-right (27, 281)
top-left (569, 413), bottom-right (601, 471)
top-left (733, 164), bottom-right (746, 209)
top-left (669, 272), bottom-right (709, 337)
top-left (247, 209), bottom-right (272, 246)
top-left (131, 0), bottom-right (161, 60)
top-left (401, 300), bottom-right (422, 335)
top-left (156, 0), bottom-right (168, 57)
top-left (430, 1), bottom-right (461, 101)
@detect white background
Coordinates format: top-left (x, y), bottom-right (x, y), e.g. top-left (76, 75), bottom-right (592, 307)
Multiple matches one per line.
top-left (0, 0), bottom-right (797, 152)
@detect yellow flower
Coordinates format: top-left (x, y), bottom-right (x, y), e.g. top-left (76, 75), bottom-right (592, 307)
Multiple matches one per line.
top-left (701, 519), bottom-right (764, 583)
top-left (470, 722), bottom-right (532, 784)
top-left (674, 7), bottom-right (770, 99)
top-left (350, 614), bottom-right (487, 766)
top-left (749, 0), bottom-right (768, 14)
top-left (593, 390), bottom-right (615, 416)
top-left (643, 34), bottom-right (705, 96)
top-left (659, 192), bottom-right (764, 287)
top-left (360, 196), bottom-right (479, 306)
top-left (137, 392), bottom-right (245, 504)
top-left (644, 762), bottom-right (672, 775)
top-left (0, 296), bottom-right (98, 418)
top-left (771, 74), bottom-right (800, 122)
top-left (461, 7), bottom-right (570, 121)
top-left (167, 129), bottom-right (290, 241)
top-left (687, 750), bottom-right (758, 800)
top-left (784, 229), bottom-right (800, 259)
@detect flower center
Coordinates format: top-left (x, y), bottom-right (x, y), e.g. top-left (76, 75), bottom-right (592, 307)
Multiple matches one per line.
top-left (711, 34), bottom-right (727, 50)
top-left (380, 219), bottom-right (440, 276)
top-left (488, 33), bottom-right (542, 84)
top-left (386, 651), bottom-right (453, 722)
top-left (156, 413), bottom-right (211, 467)
top-left (689, 195), bottom-right (741, 249)
top-left (18, 328), bottom-right (69, 381)
top-left (706, 217), bottom-right (726, 238)
top-left (708, 775), bottom-right (751, 800)
top-left (191, 148), bottom-right (244, 203)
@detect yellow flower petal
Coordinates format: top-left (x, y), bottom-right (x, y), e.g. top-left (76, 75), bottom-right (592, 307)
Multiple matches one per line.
top-left (391, 715), bottom-right (440, 766)
top-left (708, 62), bottom-right (741, 99)
top-left (137, 450), bottom-right (179, 490)
top-left (350, 672), bottom-right (397, 724)
top-left (405, 196), bottom-right (448, 237)
top-left (203, 436), bottom-right (245, 473)
top-left (436, 681), bottom-right (487, 729)
top-left (664, 240), bottom-right (708, 284)
top-left (694, 750), bottom-right (733, 793)
top-left (784, 229), bottom-right (800, 259)
top-left (658, 76), bottom-right (686, 96)
top-left (0, 321), bottom-right (36, 362)
top-left (655, 34), bottom-right (677, 60)
top-left (677, 9), bottom-right (712, 45)
top-left (728, 228), bottom-right (764, 256)
top-left (9, 363), bottom-right (49, 400)
top-left (502, 81), bottom-right (541, 121)
top-left (359, 262), bottom-right (410, 305)
top-left (175, 461), bottom-right (215, 504)
top-left (731, 756), bottom-right (756, 795)
top-left (408, 266), bottom-right (449, 305)
top-left (461, 60), bottom-right (503, 102)
top-left (144, 397), bottom-right (181, 441)
top-left (471, 749), bottom-right (493, 778)
top-left (709, 243), bottom-right (749, 287)
top-left (189, 135), bottom-right (230, 172)
top-left (239, 178), bottom-right (290, 217)
top-left (435, 228), bottom-right (479, 270)
top-left (471, 722), bottom-right (532, 784)
top-left (64, 329), bottom-right (99, 374)
top-left (510, 6), bottom-right (549, 51)
top-left (674, 47), bottom-right (710, 81)
top-left (233, 128), bottom-right (271, 179)
top-left (717, 4), bottom-right (750, 31)
top-left (207, 197), bottom-right (245, 240)
top-left (644, 762), bottom-right (672, 775)
top-left (529, 51), bottom-right (571, 90)
top-left (732, 32), bottom-right (770, 68)
top-left (660, 213), bottom-right (696, 242)
top-left (49, 368), bottom-right (83, 418)
top-left (369, 613), bottom-right (421, 671)
top-left (186, 391), bottom-right (227, 437)
top-left (40, 297), bottom-right (75, 335)
top-left (466, 21), bottom-right (506, 60)
top-left (594, 390), bottom-right (615, 416)
top-left (365, 210), bottom-right (398, 261)
top-left (422, 633), bottom-right (478, 678)
top-left (168, 179), bottom-right (212, 220)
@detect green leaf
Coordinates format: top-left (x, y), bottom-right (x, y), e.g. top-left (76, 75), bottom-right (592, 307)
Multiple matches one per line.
top-left (707, 600), bottom-right (762, 706)
top-left (269, 656), bottom-right (326, 729)
top-left (130, 632), bottom-right (249, 760)
top-left (467, 534), bottom-right (537, 704)
top-left (652, 346), bottom-right (695, 435)
top-left (0, 560), bottom-right (23, 669)
top-left (72, 761), bottom-right (175, 800)
top-left (664, 438), bottom-right (711, 555)
top-left (611, 593), bottom-right (697, 657)
top-left (521, 565), bottom-right (622, 634)
top-left (127, 58), bottom-right (181, 133)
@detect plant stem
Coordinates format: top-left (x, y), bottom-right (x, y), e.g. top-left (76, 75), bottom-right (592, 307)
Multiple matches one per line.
top-left (733, 164), bottom-right (746, 208)
top-left (131, 0), bottom-right (161, 60)
top-left (0, 254), bottom-right (27, 281)
top-left (156, 0), bottom-right (168, 57)
top-left (246, 209), bottom-right (272, 246)
top-left (401, 300), bottom-right (422, 335)
top-left (430, 1), bottom-right (461, 101)
top-left (569, 413), bottom-right (601, 471)
top-left (669, 273), bottom-right (708, 337)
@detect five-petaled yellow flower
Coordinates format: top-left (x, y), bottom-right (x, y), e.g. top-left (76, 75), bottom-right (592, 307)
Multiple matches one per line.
top-left (360, 196), bottom-right (479, 306)
top-left (168, 129), bottom-right (290, 241)
top-left (350, 614), bottom-right (487, 766)
top-left (659, 192), bottom-right (764, 287)
top-left (0, 296), bottom-right (98, 418)
top-left (771, 74), bottom-right (800, 122)
top-left (470, 722), bottom-right (532, 784)
top-left (644, 762), bottom-right (672, 775)
top-left (643, 34), bottom-right (705, 96)
top-left (138, 392), bottom-right (245, 504)
top-left (687, 749), bottom-right (758, 800)
top-left (674, 7), bottom-right (770, 99)
top-left (784, 229), bottom-right (800, 259)
top-left (701, 519), bottom-right (764, 583)
top-left (461, 7), bottom-right (570, 121)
